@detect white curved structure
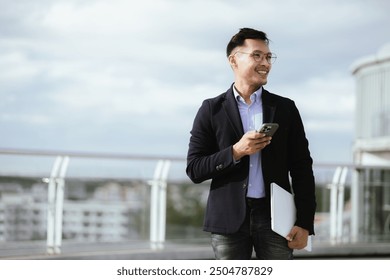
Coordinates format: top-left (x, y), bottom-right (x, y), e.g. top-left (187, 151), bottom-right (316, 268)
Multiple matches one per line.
top-left (351, 43), bottom-right (390, 165)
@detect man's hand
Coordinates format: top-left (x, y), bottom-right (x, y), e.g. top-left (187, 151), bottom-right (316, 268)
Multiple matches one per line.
top-left (233, 131), bottom-right (272, 161)
top-left (286, 226), bottom-right (309, 249)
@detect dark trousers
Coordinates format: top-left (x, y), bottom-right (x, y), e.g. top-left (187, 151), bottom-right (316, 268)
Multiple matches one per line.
top-left (211, 197), bottom-right (293, 260)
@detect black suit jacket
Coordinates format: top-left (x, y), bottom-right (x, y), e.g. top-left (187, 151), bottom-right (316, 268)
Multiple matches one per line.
top-left (186, 85), bottom-right (316, 235)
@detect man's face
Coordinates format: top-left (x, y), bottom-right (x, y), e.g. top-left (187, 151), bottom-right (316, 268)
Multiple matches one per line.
top-left (229, 39), bottom-right (272, 87)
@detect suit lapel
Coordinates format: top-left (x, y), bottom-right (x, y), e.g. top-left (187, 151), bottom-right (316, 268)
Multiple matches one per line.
top-left (262, 89), bottom-right (276, 123)
top-left (222, 86), bottom-right (244, 138)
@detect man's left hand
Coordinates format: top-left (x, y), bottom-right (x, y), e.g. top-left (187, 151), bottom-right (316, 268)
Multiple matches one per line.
top-left (286, 226), bottom-right (309, 249)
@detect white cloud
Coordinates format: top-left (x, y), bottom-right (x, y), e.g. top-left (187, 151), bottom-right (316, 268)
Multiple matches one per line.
top-left (40, 0), bottom-right (166, 34)
top-left (0, 0), bottom-right (389, 164)
top-left (0, 113), bottom-right (52, 125)
top-left (274, 72), bottom-right (355, 133)
top-left (0, 51), bottom-right (42, 84)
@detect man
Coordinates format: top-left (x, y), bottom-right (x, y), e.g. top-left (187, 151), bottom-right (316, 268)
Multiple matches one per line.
top-left (186, 28), bottom-right (316, 259)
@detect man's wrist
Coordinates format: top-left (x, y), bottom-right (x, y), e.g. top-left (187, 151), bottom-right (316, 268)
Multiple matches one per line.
top-left (232, 144), bottom-right (242, 161)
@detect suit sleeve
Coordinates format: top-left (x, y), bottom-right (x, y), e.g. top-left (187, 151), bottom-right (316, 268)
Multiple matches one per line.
top-left (186, 100), bottom-right (237, 184)
top-left (288, 102), bottom-right (317, 235)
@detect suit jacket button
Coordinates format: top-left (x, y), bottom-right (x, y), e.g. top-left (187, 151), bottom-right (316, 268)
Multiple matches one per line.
top-left (216, 164), bottom-right (223, 171)
top-left (242, 183), bottom-right (247, 188)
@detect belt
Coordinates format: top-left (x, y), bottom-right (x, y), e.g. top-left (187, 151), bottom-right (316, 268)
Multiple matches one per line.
top-left (246, 197), bottom-right (269, 209)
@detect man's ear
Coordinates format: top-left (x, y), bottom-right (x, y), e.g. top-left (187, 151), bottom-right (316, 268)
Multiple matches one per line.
top-left (228, 55), bottom-right (236, 68)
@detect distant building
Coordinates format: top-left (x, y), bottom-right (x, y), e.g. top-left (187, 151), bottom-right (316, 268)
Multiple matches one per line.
top-left (62, 200), bottom-right (141, 242)
top-left (0, 193), bottom-right (45, 241)
top-left (351, 43), bottom-right (390, 165)
top-left (0, 181), bottom-right (146, 242)
top-left (351, 43), bottom-right (390, 241)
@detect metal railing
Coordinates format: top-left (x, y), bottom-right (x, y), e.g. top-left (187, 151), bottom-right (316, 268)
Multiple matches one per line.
top-left (0, 148), bottom-right (389, 258)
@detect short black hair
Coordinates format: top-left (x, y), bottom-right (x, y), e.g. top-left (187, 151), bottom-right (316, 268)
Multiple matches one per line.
top-left (226, 28), bottom-right (269, 57)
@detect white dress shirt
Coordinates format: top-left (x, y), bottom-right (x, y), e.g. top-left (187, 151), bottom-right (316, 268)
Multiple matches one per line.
top-left (233, 85), bottom-right (265, 198)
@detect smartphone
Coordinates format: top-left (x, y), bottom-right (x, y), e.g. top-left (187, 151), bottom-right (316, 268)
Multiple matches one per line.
top-left (257, 123), bottom-right (279, 137)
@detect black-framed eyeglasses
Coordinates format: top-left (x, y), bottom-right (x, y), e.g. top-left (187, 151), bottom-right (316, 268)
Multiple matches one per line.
top-left (234, 51), bottom-right (277, 64)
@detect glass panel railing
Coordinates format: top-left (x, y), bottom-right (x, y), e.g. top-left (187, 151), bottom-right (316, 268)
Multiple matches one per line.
top-left (1, 149), bottom-right (390, 259)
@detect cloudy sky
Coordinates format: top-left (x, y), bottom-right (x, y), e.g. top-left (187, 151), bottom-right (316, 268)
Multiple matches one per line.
top-left (1, 0), bottom-right (390, 170)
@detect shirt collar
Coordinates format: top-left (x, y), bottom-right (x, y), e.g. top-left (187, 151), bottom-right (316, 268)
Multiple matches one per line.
top-left (233, 85), bottom-right (263, 104)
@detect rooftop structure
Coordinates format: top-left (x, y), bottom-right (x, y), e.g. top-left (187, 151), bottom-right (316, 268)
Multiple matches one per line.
top-left (350, 44), bottom-right (390, 244)
top-left (351, 43), bottom-right (390, 165)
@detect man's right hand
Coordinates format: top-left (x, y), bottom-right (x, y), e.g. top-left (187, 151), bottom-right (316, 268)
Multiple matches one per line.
top-left (232, 131), bottom-right (272, 161)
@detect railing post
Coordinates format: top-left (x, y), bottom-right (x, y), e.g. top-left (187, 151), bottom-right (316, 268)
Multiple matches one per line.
top-left (54, 156), bottom-right (69, 253)
top-left (46, 156), bottom-right (62, 254)
top-left (329, 166), bottom-right (342, 244)
top-left (149, 159), bottom-right (171, 250)
top-left (329, 166), bottom-right (348, 244)
top-left (336, 167), bottom-right (348, 242)
top-left (350, 168), bottom-right (361, 243)
top-left (158, 160), bottom-right (171, 245)
top-left (45, 156), bottom-right (69, 255)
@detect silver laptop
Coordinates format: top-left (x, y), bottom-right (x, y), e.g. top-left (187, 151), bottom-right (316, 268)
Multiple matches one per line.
top-left (270, 182), bottom-right (312, 251)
